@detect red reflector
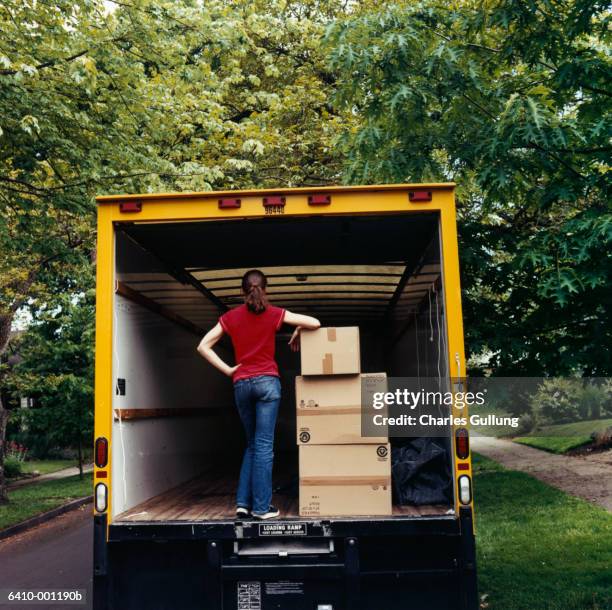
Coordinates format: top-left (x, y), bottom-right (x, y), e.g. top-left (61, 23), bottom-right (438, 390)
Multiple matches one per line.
top-left (218, 198), bottom-right (241, 209)
top-left (458, 463), bottom-right (469, 471)
top-left (408, 190), bottom-right (432, 202)
top-left (95, 437), bottom-right (108, 468)
top-left (456, 428), bottom-right (470, 460)
top-left (119, 201), bottom-right (142, 213)
top-left (96, 470), bottom-right (108, 478)
top-left (308, 194), bottom-right (331, 206)
top-left (263, 196), bottom-right (286, 207)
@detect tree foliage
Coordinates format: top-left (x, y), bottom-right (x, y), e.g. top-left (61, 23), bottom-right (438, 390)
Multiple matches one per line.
top-left (1, 0), bottom-right (349, 332)
top-left (327, 0), bottom-right (611, 375)
top-left (1, 1), bottom-right (610, 505)
top-left (0, 0), bottom-right (350, 501)
top-left (5, 287), bottom-right (95, 469)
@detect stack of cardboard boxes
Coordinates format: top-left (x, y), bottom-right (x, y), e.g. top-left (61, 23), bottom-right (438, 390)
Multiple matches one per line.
top-left (296, 327), bottom-right (392, 517)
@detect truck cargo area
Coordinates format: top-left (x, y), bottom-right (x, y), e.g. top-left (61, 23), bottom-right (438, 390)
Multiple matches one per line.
top-left (94, 187), bottom-right (478, 610)
top-left (110, 212), bottom-right (454, 525)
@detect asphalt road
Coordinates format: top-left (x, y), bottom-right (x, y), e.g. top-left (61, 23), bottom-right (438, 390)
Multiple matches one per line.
top-left (0, 506), bottom-right (93, 610)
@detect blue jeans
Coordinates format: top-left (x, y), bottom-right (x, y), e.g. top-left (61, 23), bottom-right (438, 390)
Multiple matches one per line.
top-left (233, 375), bottom-right (281, 515)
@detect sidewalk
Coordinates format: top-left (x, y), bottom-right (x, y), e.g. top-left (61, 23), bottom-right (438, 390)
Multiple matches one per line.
top-left (8, 463), bottom-right (94, 490)
top-left (472, 436), bottom-right (612, 511)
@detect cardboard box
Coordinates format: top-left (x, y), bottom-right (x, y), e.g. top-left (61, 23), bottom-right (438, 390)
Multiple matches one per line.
top-left (296, 373), bottom-right (388, 444)
top-left (299, 444), bottom-right (392, 517)
top-left (300, 327), bottom-right (360, 375)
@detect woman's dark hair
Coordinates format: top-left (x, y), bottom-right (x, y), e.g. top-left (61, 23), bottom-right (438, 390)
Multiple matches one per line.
top-left (242, 269), bottom-right (269, 314)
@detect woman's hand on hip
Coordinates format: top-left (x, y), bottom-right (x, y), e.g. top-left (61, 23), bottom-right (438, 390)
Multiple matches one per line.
top-left (226, 363), bottom-right (242, 377)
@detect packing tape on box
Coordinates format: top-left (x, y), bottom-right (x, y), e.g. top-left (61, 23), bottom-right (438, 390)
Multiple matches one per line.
top-left (322, 353), bottom-right (334, 374)
top-left (300, 476), bottom-right (391, 487)
top-left (327, 328), bottom-right (337, 341)
top-left (296, 407), bottom-right (362, 416)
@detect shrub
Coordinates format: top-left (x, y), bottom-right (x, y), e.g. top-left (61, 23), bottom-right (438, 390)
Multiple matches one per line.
top-left (580, 383), bottom-right (604, 420)
top-left (602, 379), bottom-right (612, 417)
top-left (531, 379), bottom-right (583, 424)
top-left (517, 412), bottom-right (537, 435)
top-left (6, 440), bottom-right (28, 462)
top-left (4, 456), bottom-right (23, 478)
top-left (9, 432), bottom-right (52, 459)
top-left (591, 426), bottom-right (612, 447)
top-left (531, 379), bottom-right (611, 424)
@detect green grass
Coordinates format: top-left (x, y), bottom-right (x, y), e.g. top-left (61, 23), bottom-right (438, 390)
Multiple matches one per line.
top-left (513, 418), bottom-right (612, 454)
top-left (514, 436), bottom-right (591, 453)
top-left (0, 473), bottom-right (92, 530)
top-left (19, 459), bottom-right (78, 475)
top-left (473, 453), bottom-right (612, 609)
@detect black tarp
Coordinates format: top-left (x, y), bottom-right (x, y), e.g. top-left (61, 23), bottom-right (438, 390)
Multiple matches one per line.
top-left (391, 438), bottom-right (453, 505)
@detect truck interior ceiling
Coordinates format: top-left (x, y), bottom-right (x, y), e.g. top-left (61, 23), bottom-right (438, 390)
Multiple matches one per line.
top-left (111, 212), bottom-right (453, 522)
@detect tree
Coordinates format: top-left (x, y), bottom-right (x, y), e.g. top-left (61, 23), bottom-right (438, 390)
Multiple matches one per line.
top-left (326, 0), bottom-right (611, 375)
top-left (0, 0), bottom-right (350, 502)
top-left (5, 287), bottom-right (95, 477)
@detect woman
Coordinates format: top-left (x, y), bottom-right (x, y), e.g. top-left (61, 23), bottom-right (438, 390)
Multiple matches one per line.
top-left (197, 269), bottom-right (320, 520)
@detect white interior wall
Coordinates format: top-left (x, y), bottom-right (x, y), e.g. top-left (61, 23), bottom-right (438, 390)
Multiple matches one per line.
top-left (111, 295), bottom-right (240, 517)
top-left (111, 231), bottom-right (240, 517)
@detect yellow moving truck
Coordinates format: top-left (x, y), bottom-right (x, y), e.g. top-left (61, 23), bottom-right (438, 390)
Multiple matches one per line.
top-left (92, 184), bottom-right (477, 610)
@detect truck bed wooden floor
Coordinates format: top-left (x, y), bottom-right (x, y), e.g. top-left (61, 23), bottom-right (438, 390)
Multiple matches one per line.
top-left (113, 469), bottom-right (451, 522)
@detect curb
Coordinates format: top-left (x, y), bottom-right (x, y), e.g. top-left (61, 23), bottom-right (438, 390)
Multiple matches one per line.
top-left (0, 495), bottom-right (93, 542)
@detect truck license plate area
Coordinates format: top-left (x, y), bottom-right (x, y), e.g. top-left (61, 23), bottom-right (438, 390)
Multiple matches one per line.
top-left (237, 582), bottom-right (261, 610)
top-left (231, 580), bottom-right (339, 610)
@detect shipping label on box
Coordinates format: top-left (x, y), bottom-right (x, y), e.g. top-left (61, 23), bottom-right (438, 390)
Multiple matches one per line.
top-left (300, 327), bottom-right (360, 375)
top-left (299, 444), bottom-right (392, 517)
top-left (296, 373), bottom-right (388, 444)
top-left (360, 372), bottom-right (390, 440)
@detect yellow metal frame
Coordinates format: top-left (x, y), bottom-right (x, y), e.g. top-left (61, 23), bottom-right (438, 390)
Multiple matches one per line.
top-left (93, 203), bottom-right (115, 521)
top-left (93, 183), bottom-right (472, 532)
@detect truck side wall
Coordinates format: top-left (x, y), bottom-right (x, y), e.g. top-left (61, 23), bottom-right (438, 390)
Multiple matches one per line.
top-left (387, 284), bottom-right (448, 379)
top-left (386, 234), bottom-right (448, 380)
top-left (111, 234), bottom-right (239, 517)
top-left (111, 295), bottom-right (240, 517)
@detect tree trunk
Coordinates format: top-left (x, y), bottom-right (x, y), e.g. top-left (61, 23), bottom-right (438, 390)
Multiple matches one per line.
top-left (0, 403), bottom-right (8, 504)
top-left (77, 434), bottom-right (83, 479)
top-left (0, 313), bottom-right (13, 505)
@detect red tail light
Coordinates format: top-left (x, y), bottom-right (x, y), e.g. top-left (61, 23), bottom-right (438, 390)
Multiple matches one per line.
top-left (263, 195), bottom-right (286, 208)
top-left (456, 428), bottom-right (469, 460)
top-left (95, 437), bottom-right (108, 468)
top-left (119, 201), bottom-right (142, 213)
top-left (408, 190), bottom-right (432, 202)
top-left (308, 194), bottom-right (331, 206)
top-left (218, 198), bottom-right (241, 209)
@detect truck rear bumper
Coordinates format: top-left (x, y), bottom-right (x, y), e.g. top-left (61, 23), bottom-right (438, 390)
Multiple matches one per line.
top-left (94, 510), bottom-right (477, 610)
top-left (107, 513), bottom-right (460, 541)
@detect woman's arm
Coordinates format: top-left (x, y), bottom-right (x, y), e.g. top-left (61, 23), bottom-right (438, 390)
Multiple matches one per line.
top-left (284, 309), bottom-right (321, 352)
top-left (196, 322), bottom-right (240, 377)
top-left (284, 310), bottom-right (321, 330)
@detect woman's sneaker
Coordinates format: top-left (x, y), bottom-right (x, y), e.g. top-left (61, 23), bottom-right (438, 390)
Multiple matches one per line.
top-left (236, 506), bottom-right (251, 518)
top-left (252, 506), bottom-right (280, 520)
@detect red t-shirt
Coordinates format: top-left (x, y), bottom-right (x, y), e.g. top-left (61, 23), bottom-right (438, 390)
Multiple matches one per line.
top-left (219, 303), bottom-right (286, 382)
